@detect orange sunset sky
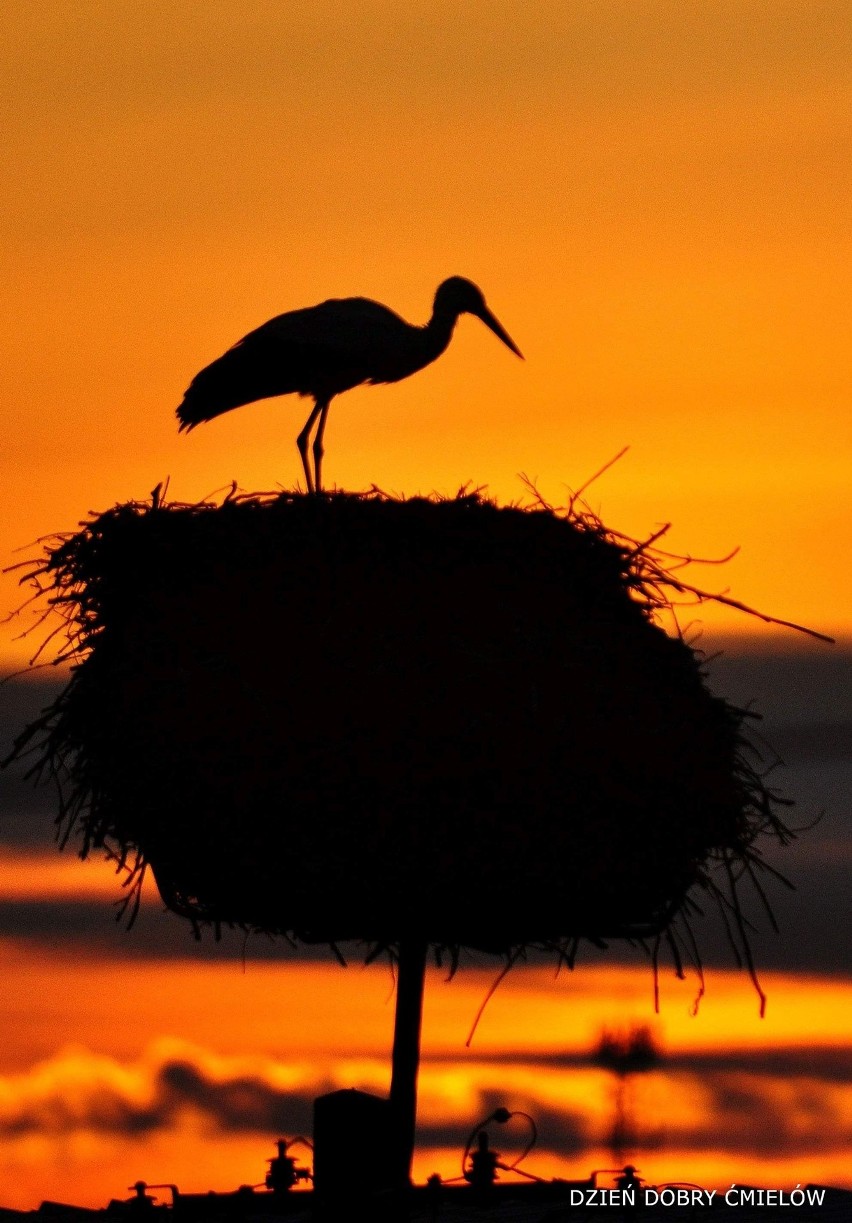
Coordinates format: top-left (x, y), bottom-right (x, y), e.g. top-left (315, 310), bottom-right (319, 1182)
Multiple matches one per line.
top-left (2, 1), bottom-right (850, 651)
top-left (0, 0), bottom-right (850, 1209)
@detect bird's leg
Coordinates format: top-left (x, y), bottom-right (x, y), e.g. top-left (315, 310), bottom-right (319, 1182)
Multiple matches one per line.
top-left (296, 401), bottom-right (323, 494)
top-left (312, 399), bottom-right (331, 493)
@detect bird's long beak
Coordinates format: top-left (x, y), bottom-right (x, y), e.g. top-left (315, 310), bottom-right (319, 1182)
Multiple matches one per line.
top-left (477, 305), bottom-right (524, 359)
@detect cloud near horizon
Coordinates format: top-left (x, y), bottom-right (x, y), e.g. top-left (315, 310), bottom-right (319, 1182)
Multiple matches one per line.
top-left (1, 1038), bottom-right (849, 1161)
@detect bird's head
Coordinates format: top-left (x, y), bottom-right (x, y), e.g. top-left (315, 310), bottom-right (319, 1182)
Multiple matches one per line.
top-left (434, 277), bottom-right (523, 358)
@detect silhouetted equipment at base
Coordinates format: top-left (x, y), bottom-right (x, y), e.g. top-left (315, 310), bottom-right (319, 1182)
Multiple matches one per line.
top-left (25, 1133), bottom-right (852, 1223)
top-left (8, 487), bottom-right (795, 1205)
top-left (313, 1090), bottom-right (393, 1213)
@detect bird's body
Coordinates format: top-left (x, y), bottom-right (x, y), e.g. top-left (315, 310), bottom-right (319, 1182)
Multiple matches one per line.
top-left (177, 277), bottom-right (522, 491)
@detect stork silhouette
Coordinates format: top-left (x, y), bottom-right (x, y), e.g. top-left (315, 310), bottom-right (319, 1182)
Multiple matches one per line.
top-left (177, 277), bottom-right (522, 492)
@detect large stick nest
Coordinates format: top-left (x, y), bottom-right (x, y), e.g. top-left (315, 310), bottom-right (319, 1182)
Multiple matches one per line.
top-left (7, 488), bottom-right (798, 986)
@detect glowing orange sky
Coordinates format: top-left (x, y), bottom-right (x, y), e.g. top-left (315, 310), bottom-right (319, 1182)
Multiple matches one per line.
top-left (0, 4), bottom-right (849, 1207)
top-left (1, 1), bottom-right (850, 664)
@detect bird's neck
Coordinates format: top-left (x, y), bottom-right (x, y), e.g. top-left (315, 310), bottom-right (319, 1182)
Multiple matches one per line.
top-left (423, 306), bottom-right (460, 361)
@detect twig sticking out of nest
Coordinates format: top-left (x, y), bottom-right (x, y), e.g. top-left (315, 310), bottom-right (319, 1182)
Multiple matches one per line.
top-left (5, 486), bottom-right (808, 1012)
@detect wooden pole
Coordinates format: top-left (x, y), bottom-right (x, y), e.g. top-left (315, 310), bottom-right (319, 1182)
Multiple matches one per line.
top-left (388, 938), bottom-right (428, 1193)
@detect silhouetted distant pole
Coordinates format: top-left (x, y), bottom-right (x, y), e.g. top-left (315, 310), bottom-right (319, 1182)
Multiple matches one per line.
top-left (388, 940), bottom-right (429, 1194)
top-left (595, 1025), bottom-right (660, 1161)
top-left (176, 278), bottom-right (522, 492)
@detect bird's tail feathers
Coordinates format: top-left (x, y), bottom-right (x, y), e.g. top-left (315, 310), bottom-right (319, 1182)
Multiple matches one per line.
top-left (176, 348), bottom-right (282, 429)
top-left (176, 409), bottom-right (197, 433)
